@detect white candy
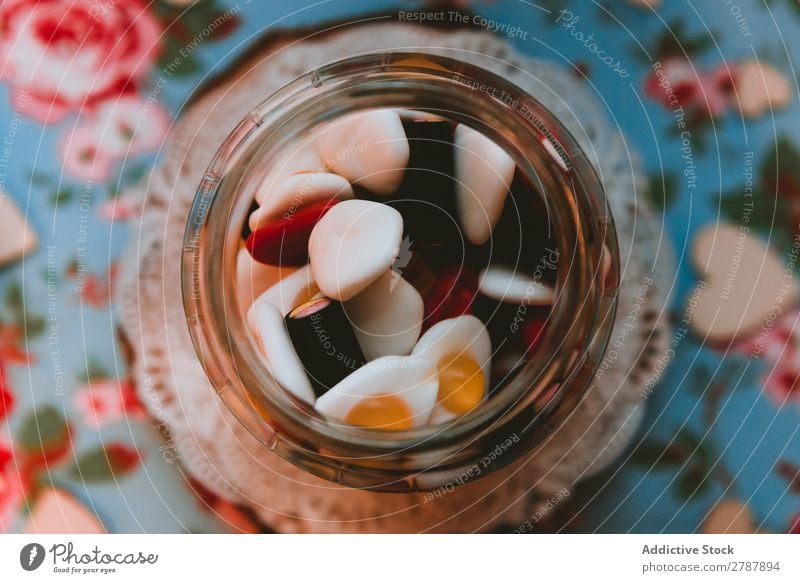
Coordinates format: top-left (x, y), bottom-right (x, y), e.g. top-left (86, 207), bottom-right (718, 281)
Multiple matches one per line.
top-left (316, 109), bottom-right (409, 196)
top-left (247, 264), bottom-right (319, 333)
top-left (454, 124), bottom-right (515, 245)
top-left (0, 195), bottom-right (37, 266)
top-left (413, 315), bottom-right (492, 382)
top-left (315, 355), bottom-right (438, 428)
top-left (249, 172), bottom-right (353, 231)
top-left (344, 271), bottom-right (423, 360)
top-left (308, 200), bottom-right (403, 301)
top-left (255, 145), bottom-right (324, 205)
top-left (478, 265), bottom-right (555, 305)
top-left (235, 248), bottom-right (297, 314)
top-left (412, 315), bottom-right (492, 423)
top-left (428, 407), bottom-right (462, 426)
top-left (251, 302), bottom-right (315, 404)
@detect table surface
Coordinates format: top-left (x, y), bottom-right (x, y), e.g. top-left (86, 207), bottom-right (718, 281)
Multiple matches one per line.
top-left (1, 0), bottom-right (799, 534)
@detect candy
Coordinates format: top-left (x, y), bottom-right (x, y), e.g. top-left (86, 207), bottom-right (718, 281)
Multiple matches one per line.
top-left (249, 172), bottom-right (353, 232)
top-left (251, 301), bottom-right (316, 404)
top-left (308, 199), bottom-right (403, 301)
top-left (413, 315), bottom-right (492, 380)
top-left (344, 271), bottom-right (423, 361)
top-left (254, 145), bottom-right (324, 205)
top-left (435, 353), bottom-right (485, 415)
top-left (394, 250), bottom-right (437, 298)
top-left (240, 111), bottom-right (564, 427)
top-left (412, 315), bottom-right (491, 423)
top-left (235, 247), bottom-right (297, 313)
top-left (241, 199), bottom-right (260, 240)
top-left (480, 171), bottom-right (558, 285)
top-left (247, 199), bottom-right (339, 266)
top-left (381, 119), bottom-right (464, 268)
top-left (477, 265), bottom-right (555, 305)
top-left (423, 266), bottom-right (479, 325)
top-left (315, 355), bottom-right (438, 429)
top-left (472, 295), bottom-right (549, 395)
top-left (285, 297), bottom-right (366, 398)
top-left (453, 124), bottom-right (515, 245)
top-left (353, 119), bottom-right (507, 270)
top-left (316, 109), bottom-right (409, 196)
top-left (471, 291), bottom-right (550, 357)
top-left (247, 264), bottom-right (319, 328)
top-left (344, 394), bottom-right (414, 431)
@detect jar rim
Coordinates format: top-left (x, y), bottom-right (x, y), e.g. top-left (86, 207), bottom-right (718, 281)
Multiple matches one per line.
top-left (182, 51), bottom-right (619, 488)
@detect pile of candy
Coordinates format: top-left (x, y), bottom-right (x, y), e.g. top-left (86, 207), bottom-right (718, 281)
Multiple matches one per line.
top-left (237, 109), bottom-right (557, 430)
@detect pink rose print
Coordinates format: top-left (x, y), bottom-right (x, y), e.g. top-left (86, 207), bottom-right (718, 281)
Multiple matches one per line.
top-left (764, 368), bottom-right (800, 407)
top-left (60, 95), bottom-right (169, 181)
top-left (104, 443), bottom-right (141, 474)
top-left (645, 57), bottom-right (791, 119)
top-left (741, 309), bottom-right (800, 407)
top-left (645, 57), bottom-right (735, 117)
top-left (0, 0), bottom-right (161, 124)
top-left (0, 321), bottom-right (32, 366)
top-left (66, 261), bottom-right (119, 308)
top-left (98, 187), bottom-right (145, 222)
top-left (73, 378), bottom-right (145, 429)
top-left (0, 440), bottom-right (26, 533)
top-left (0, 361), bottom-right (13, 422)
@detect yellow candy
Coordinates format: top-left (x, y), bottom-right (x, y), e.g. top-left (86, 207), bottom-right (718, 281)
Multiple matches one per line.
top-left (345, 394), bottom-right (413, 431)
top-left (436, 354), bottom-right (485, 415)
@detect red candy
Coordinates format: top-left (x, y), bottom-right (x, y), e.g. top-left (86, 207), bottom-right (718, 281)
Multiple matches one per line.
top-left (397, 251), bottom-right (436, 298)
top-left (246, 199), bottom-right (338, 266)
top-left (423, 266), bottom-right (479, 327)
top-left (522, 310), bottom-right (549, 353)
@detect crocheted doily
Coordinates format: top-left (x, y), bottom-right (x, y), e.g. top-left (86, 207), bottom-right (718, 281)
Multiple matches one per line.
top-left (116, 22), bottom-right (674, 533)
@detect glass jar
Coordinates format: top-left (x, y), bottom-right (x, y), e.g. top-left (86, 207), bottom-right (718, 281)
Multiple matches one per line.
top-left (182, 52), bottom-right (619, 492)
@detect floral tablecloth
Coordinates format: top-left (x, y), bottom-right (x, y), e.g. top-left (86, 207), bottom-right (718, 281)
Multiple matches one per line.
top-left (0, 0), bottom-right (798, 534)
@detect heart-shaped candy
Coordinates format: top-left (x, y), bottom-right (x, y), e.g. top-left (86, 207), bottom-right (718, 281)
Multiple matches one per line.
top-left (308, 199), bottom-right (403, 301)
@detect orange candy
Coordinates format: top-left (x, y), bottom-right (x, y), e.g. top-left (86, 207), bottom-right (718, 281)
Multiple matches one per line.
top-left (436, 354), bottom-right (485, 415)
top-left (345, 394), bottom-right (414, 431)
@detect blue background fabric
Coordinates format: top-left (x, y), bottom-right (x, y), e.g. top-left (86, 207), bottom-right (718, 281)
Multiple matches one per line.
top-left (0, 0), bottom-right (798, 533)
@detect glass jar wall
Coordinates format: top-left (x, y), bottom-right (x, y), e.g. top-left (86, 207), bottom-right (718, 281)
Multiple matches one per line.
top-left (182, 52), bottom-right (619, 492)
